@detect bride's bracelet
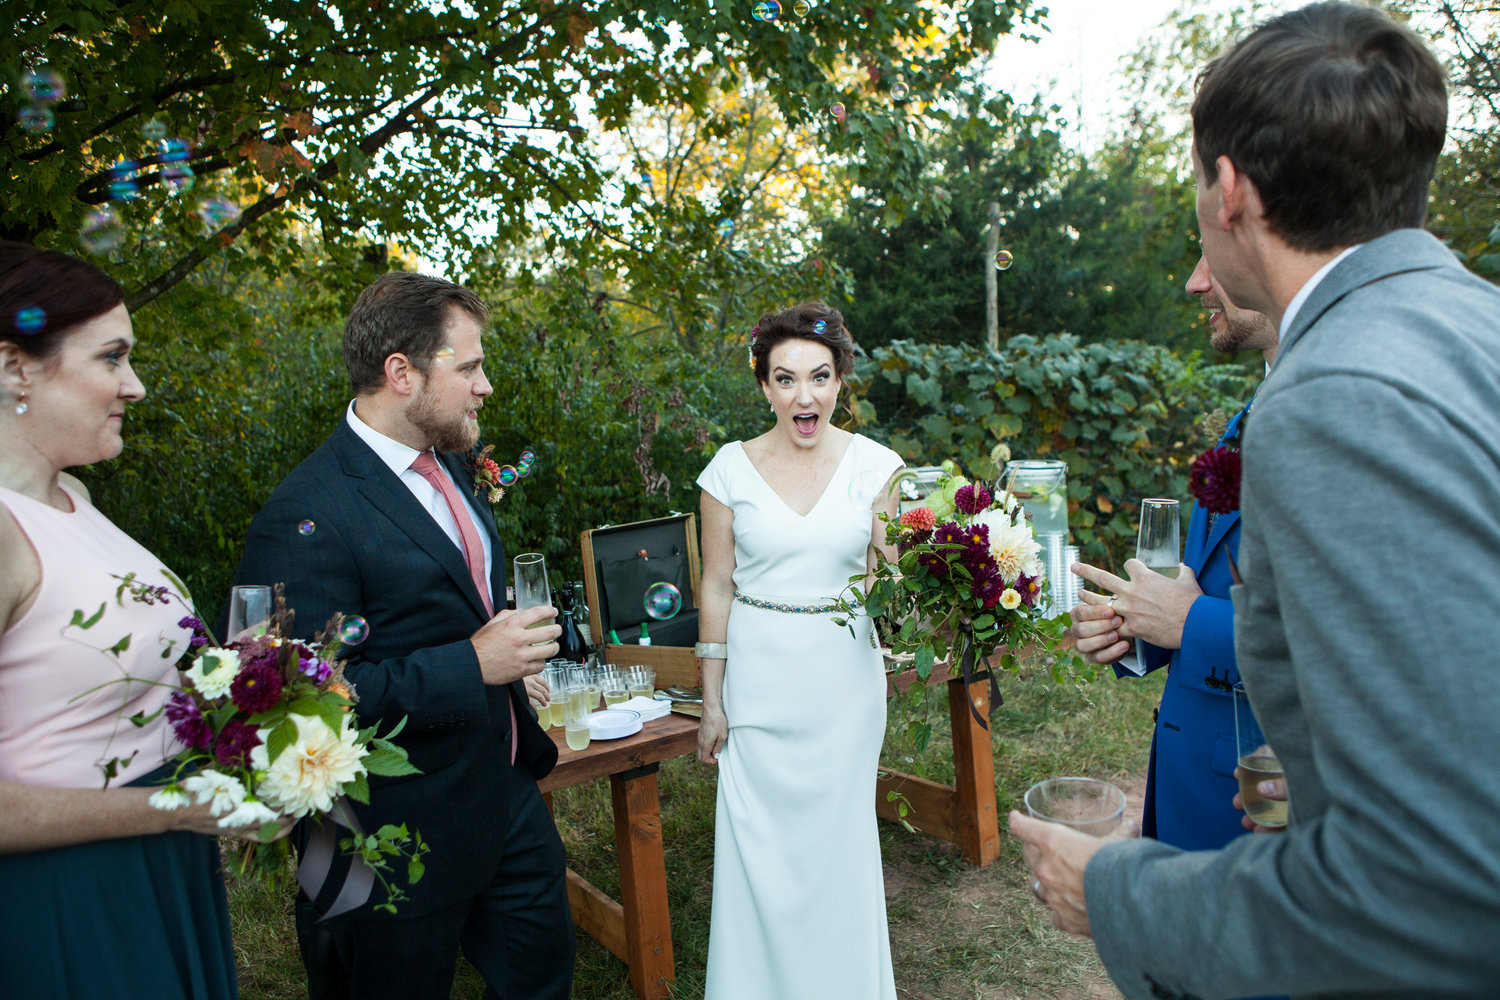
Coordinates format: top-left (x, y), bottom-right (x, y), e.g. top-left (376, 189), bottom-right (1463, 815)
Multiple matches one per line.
top-left (694, 641), bottom-right (728, 659)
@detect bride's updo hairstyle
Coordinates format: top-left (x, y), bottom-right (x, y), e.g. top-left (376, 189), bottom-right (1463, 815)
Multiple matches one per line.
top-left (748, 302), bottom-right (856, 385)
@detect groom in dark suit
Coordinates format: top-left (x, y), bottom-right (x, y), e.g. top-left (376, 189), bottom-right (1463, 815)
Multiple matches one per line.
top-left (230, 272), bottom-right (573, 999)
top-left (1014, 4), bottom-right (1500, 998)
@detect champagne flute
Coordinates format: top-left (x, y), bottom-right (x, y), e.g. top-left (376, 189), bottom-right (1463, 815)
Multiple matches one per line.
top-left (1135, 498), bottom-right (1182, 578)
top-left (226, 585), bottom-right (272, 640)
top-left (513, 553), bottom-right (553, 642)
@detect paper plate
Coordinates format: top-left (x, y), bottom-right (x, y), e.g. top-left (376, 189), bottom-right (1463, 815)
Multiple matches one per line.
top-left (588, 708), bottom-right (643, 740)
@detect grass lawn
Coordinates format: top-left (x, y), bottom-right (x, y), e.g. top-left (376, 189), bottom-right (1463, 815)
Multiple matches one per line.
top-left (230, 665), bottom-right (1164, 999)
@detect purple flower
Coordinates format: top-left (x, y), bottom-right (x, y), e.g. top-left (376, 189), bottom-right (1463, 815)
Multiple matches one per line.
top-left (970, 559), bottom-right (1005, 607)
top-left (916, 551), bottom-right (950, 577)
top-left (213, 720), bottom-right (262, 768)
top-left (189, 635), bottom-right (208, 649)
top-left (164, 691), bottom-right (212, 750)
top-left (177, 615), bottom-right (204, 632)
top-left (299, 655), bottom-right (333, 684)
top-left (1189, 446), bottom-right (1241, 514)
top-left (229, 661), bottom-right (283, 714)
top-left (954, 483), bottom-right (993, 515)
top-left (961, 524), bottom-right (991, 569)
top-left (933, 522), bottom-right (965, 547)
top-left (1014, 572), bottom-right (1041, 608)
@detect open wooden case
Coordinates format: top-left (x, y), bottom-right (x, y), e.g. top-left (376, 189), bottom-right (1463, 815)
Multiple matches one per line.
top-left (580, 513), bottom-right (702, 689)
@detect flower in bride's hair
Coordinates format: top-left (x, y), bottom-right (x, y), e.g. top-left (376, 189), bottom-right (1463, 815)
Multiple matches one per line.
top-left (955, 482), bottom-right (992, 516)
top-left (250, 713), bottom-right (368, 819)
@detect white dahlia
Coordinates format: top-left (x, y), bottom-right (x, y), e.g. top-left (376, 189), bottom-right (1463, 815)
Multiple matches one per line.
top-left (185, 647), bottom-right (242, 700)
top-left (973, 507), bottom-right (1042, 583)
top-left (250, 713), bottom-right (367, 819)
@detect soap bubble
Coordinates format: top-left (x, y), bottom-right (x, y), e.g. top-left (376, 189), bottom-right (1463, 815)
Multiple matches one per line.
top-left (79, 207), bottom-right (125, 254)
top-left (497, 465), bottom-right (518, 486)
top-left (812, 319), bottom-right (826, 335)
top-left (196, 196), bottom-right (241, 228)
top-left (716, 217), bottom-right (734, 238)
top-left (654, 14), bottom-right (667, 26)
top-left (17, 104), bottom-right (54, 135)
top-left (338, 615), bottom-right (370, 645)
top-left (643, 581), bottom-right (682, 620)
top-left (162, 164), bottom-right (195, 192)
top-left (297, 520), bottom-right (316, 536)
top-left (891, 81), bottom-right (909, 101)
top-left (141, 118), bottom-right (168, 142)
top-left (762, 0), bottom-right (781, 18)
top-left (15, 307), bottom-right (46, 335)
top-left (793, 0), bottom-right (811, 13)
top-left (829, 102), bottom-right (846, 123)
top-left (516, 460), bottom-right (532, 478)
top-left (994, 249), bottom-right (1014, 271)
top-left (433, 345), bottom-right (455, 362)
top-left (519, 449), bottom-right (536, 465)
top-left (161, 138), bottom-right (192, 163)
top-left (21, 68), bottom-right (65, 104)
top-left (108, 161), bottom-right (140, 201)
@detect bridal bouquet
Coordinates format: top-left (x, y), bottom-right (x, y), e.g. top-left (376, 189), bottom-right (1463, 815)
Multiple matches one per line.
top-left (833, 466), bottom-right (1062, 719)
top-left (125, 577), bottom-right (429, 913)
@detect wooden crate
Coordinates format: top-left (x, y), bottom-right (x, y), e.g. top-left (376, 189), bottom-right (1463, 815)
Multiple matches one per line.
top-left (580, 514), bottom-right (702, 689)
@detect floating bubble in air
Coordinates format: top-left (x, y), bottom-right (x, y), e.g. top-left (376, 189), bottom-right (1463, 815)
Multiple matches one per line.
top-left (994, 249), bottom-right (1014, 271)
top-left (15, 307), bottom-right (46, 335)
top-left (519, 449), bottom-right (536, 465)
top-left (161, 138), bottom-right (192, 163)
top-left (21, 68), bottom-right (65, 104)
top-left (829, 102), bottom-right (846, 123)
top-left (716, 217), bottom-right (734, 238)
top-left (891, 81), bottom-right (909, 101)
top-left (434, 345), bottom-right (456, 362)
top-left (196, 196), bottom-right (241, 228)
top-left (751, 2), bottom-right (768, 20)
top-left (298, 520), bottom-right (316, 536)
top-left (497, 465), bottom-right (518, 486)
top-left (516, 460), bottom-right (532, 478)
top-left (654, 15), bottom-right (667, 26)
top-left (643, 581), bottom-right (682, 620)
top-left (762, 0), bottom-right (781, 18)
top-left (338, 615), bottom-right (370, 645)
top-left (108, 160), bottom-right (140, 201)
top-left (17, 105), bottom-right (53, 135)
top-left (813, 319), bottom-right (826, 335)
top-left (79, 207), bottom-right (125, 254)
top-left (793, 0), bottom-right (811, 13)
top-left (162, 164), bottom-right (195, 192)
top-left (141, 118), bottom-right (168, 142)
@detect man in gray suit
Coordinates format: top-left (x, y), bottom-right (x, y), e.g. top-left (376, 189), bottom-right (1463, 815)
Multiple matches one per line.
top-left (1011, 4), bottom-right (1500, 998)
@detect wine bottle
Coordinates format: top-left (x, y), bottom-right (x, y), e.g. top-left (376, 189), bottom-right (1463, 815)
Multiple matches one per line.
top-left (556, 588), bottom-right (589, 663)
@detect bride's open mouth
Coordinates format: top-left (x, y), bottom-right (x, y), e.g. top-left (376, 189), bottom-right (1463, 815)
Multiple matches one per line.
top-left (793, 413), bottom-right (819, 435)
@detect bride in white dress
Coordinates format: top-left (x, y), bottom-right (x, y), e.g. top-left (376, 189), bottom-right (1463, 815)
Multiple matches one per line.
top-left (695, 303), bottom-right (904, 1000)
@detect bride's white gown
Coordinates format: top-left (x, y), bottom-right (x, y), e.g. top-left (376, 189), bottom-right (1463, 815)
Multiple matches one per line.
top-left (697, 434), bottom-right (903, 1000)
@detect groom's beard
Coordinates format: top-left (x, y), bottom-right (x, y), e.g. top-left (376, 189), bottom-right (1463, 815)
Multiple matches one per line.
top-left (407, 387), bottom-right (480, 454)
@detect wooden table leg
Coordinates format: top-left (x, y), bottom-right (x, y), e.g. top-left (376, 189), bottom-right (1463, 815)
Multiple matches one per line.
top-left (610, 763), bottom-right (675, 1000)
top-left (948, 674), bottom-right (1001, 865)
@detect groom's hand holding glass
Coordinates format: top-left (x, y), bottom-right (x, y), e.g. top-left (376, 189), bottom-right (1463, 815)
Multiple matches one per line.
top-left (1067, 560), bottom-right (1204, 663)
top-left (470, 606), bottom-right (560, 686)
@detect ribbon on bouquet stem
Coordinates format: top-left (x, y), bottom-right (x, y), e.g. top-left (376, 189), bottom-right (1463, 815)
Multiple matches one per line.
top-left (955, 626), bottom-right (1004, 729)
top-left (297, 797), bottom-right (376, 921)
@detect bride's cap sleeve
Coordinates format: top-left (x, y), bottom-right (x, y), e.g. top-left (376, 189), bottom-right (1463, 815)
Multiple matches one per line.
top-left (696, 442), bottom-right (736, 507)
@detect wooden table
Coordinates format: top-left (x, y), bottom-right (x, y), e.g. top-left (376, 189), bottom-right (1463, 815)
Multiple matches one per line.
top-left (538, 712), bottom-right (699, 1000)
top-left (875, 660), bottom-right (1003, 866)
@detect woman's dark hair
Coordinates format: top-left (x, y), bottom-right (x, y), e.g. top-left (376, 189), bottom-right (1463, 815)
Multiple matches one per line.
top-left (0, 242), bottom-right (126, 360)
top-left (749, 302), bottom-right (856, 384)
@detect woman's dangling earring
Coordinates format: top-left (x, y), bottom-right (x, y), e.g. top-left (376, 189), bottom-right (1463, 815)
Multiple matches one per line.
top-left (13, 391), bottom-right (26, 416)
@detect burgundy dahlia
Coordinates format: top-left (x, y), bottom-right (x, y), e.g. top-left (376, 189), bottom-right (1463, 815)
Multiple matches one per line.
top-left (229, 661), bottom-right (283, 714)
top-left (1189, 446), bottom-right (1242, 515)
top-left (213, 720), bottom-right (263, 768)
top-left (933, 522), bottom-right (965, 547)
top-left (1014, 573), bottom-right (1041, 608)
top-left (916, 551), bottom-right (950, 578)
top-left (164, 690), bottom-right (212, 750)
top-left (954, 483), bottom-right (993, 515)
top-left (970, 563), bottom-right (1006, 608)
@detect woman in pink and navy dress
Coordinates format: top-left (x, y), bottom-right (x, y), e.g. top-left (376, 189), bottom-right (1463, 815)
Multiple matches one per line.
top-left (0, 243), bottom-right (272, 999)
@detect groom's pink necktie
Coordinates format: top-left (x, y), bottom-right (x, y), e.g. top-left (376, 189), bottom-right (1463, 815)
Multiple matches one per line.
top-left (410, 451), bottom-right (517, 764)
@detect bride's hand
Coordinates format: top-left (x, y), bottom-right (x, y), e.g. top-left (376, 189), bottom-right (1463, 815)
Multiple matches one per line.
top-left (698, 707), bottom-right (727, 765)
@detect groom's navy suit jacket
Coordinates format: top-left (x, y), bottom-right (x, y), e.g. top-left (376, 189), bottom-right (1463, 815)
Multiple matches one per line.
top-left (1127, 403), bottom-right (1253, 851)
top-left (230, 417), bottom-right (557, 918)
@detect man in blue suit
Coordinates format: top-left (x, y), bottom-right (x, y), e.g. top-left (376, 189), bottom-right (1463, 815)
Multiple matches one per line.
top-left (1068, 253), bottom-right (1278, 851)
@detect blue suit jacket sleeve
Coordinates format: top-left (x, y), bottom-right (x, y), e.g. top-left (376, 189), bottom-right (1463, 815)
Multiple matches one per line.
top-left (1177, 593), bottom-right (1235, 675)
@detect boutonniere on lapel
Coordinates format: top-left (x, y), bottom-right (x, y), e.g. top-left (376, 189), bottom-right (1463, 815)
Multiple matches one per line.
top-left (1189, 408), bottom-right (1245, 515)
top-left (471, 445), bottom-right (537, 505)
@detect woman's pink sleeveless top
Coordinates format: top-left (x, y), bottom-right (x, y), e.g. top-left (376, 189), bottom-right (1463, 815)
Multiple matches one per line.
top-left (0, 484), bottom-right (190, 789)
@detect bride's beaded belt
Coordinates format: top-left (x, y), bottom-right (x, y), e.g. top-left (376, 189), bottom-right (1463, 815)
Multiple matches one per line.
top-left (732, 592), bottom-right (839, 614)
